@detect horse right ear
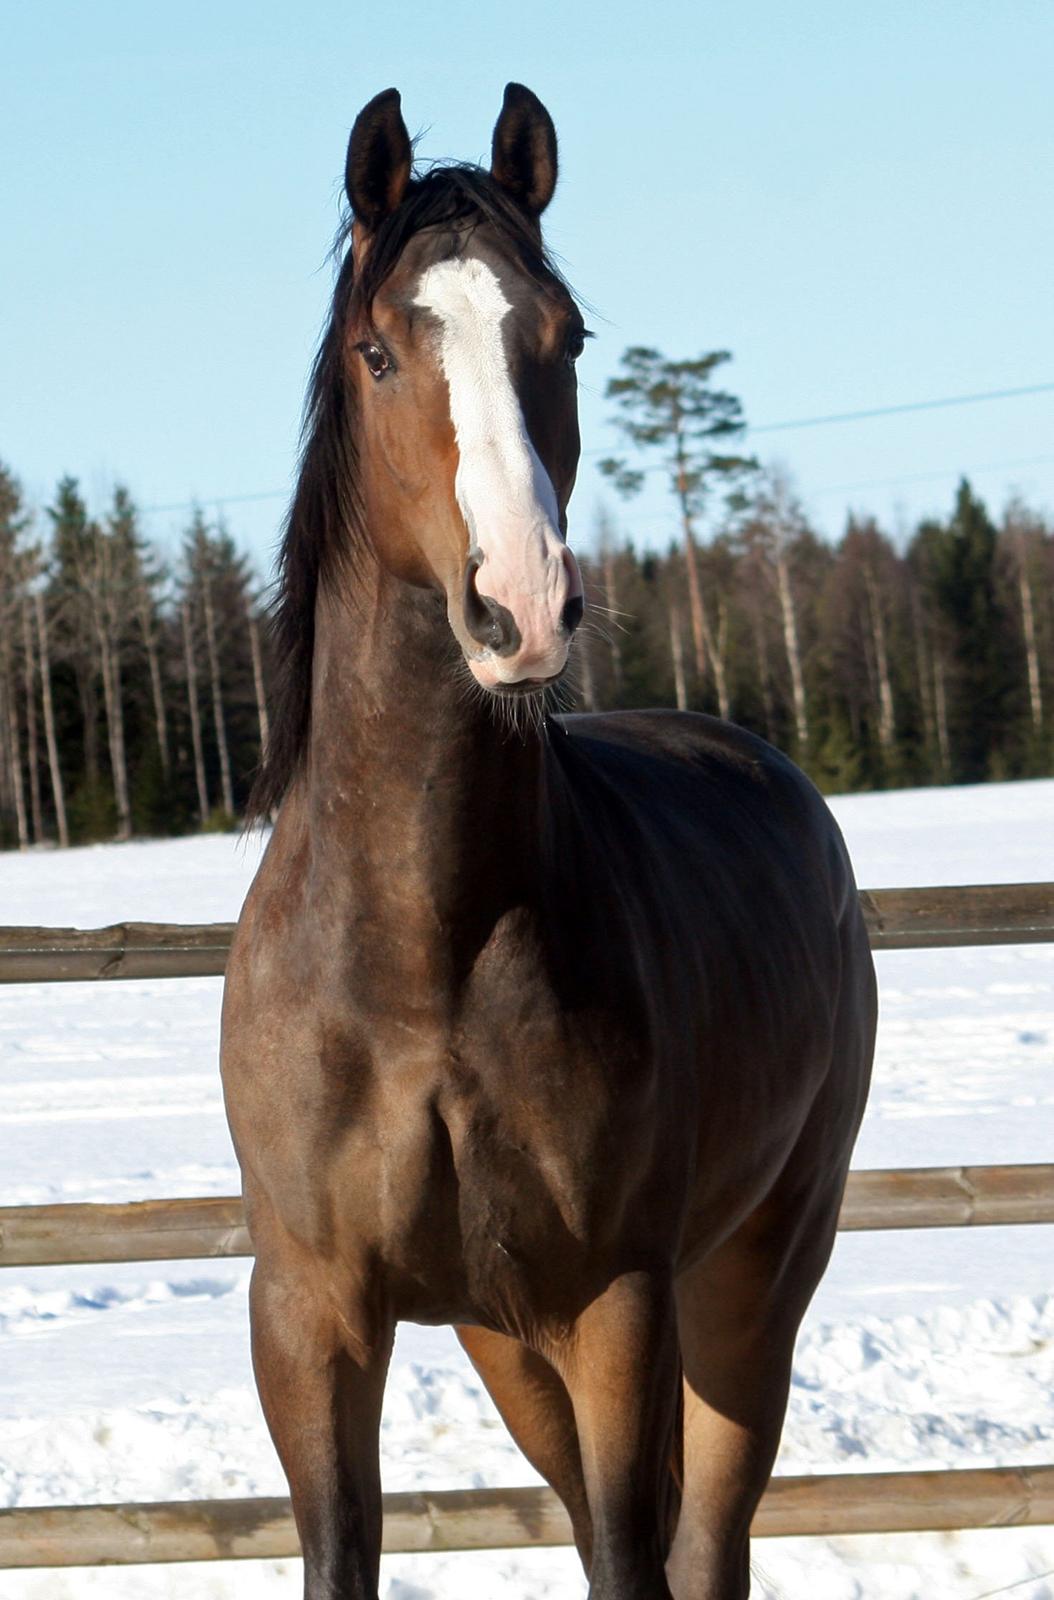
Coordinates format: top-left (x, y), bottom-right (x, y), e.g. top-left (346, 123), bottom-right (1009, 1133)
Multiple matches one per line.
top-left (345, 88), bottom-right (412, 230)
top-left (490, 83), bottom-right (557, 217)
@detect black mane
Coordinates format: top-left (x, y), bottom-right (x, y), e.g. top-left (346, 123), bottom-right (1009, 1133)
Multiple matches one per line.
top-left (248, 164), bottom-right (570, 822)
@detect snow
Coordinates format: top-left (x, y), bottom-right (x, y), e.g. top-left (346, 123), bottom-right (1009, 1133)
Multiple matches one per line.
top-left (1, 778), bottom-right (1052, 1598)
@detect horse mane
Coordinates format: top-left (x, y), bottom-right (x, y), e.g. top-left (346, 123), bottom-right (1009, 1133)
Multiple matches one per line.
top-left (248, 163), bottom-right (570, 823)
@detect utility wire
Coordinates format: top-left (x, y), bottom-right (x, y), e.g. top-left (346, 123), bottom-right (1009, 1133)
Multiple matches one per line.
top-left (580, 379), bottom-right (1054, 458)
top-left (136, 381), bottom-right (1054, 519)
top-left (747, 380), bottom-right (1054, 435)
top-left (141, 487), bottom-right (290, 515)
top-left (810, 453), bottom-right (1054, 499)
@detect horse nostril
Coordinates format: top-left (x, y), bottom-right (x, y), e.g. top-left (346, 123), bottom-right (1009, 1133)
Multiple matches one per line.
top-left (462, 558), bottom-right (522, 657)
top-left (562, 594), bottom-right (584, 636)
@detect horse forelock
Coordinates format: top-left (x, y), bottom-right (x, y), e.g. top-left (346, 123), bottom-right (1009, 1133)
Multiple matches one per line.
top-left (248, 164), bottom-right (574, 823)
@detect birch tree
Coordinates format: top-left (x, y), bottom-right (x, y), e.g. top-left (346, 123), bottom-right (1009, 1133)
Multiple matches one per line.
top-left (598, 347), bottom-right (755, 719)
top-left (35, 590), bottom-right (69, 845)
top-left (0, 465), bottom-right (33, 847)
top-left (736, 470), bottom-right (812, 754)
top-left (180, 510), bottom-right (258, 824)
top-left (22, 598), bottom-right (43, 841)
top-left (1004, 499), bottom-right (1045, 741)
top-left (246, 593), bottom-right (270, 763)
top-left (181, 600), bottom-right (209, 825)
top-left (47, 478), bottom-right (102, 796)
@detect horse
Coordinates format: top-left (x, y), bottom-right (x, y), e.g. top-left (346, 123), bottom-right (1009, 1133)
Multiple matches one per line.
top-left (220, 83), bottom-right (876, 1600)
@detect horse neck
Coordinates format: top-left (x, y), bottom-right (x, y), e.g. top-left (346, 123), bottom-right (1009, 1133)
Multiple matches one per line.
top-left (303, 560), bottom-right (546, 961)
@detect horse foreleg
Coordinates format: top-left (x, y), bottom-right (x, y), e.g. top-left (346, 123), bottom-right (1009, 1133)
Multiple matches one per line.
top-left (554, 1270), bottom-right (680, 1600)
top-left (455, 1323), bottom-right (594, 1569)
top-left (249, 1252), bottom-right (392, 1600)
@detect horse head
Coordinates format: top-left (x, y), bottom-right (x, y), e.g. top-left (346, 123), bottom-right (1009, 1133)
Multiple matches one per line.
top-left (342, 85), bottom-right (585, 693)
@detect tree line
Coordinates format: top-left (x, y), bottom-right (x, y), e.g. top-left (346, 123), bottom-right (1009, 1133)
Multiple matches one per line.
top-left (0, 467), bottom-right (267, 848)
top-left (584, 346), bottom-right (1053, 792)
top-left (576, 476), bottom-right (1053, 794)
top-left (1, 350), bottom-right (1051, 847)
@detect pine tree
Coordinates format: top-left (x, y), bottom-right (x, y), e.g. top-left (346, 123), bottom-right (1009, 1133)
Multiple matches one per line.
top-left (107, 485), bottom-right (173, 804)
top-left (179, 511), bottom-right (260, 823)
top-left (1002, 498), bottom-right (1050, 773)
top-left (46, 476), bottom-right (113, 837)
top-left (598, 347), bottom-right (756, 717)
top-left (0, 464), bottom-right (33, 847)
top-left (911, 481), bottom-right (1011, 782)
top-left (733, 470), bottom-right (813, 758)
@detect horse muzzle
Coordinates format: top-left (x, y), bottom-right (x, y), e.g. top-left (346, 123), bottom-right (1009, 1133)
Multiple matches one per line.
top-left (460, 539), bottom-right (583, 689)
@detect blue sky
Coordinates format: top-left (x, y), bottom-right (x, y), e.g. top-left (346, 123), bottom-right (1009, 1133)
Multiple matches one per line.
top-left (3, 0), bottom-right (1052, 578)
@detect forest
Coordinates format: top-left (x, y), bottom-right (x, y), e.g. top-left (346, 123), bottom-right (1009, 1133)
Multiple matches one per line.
top-left (2, 348), bottom-right (1052, 848)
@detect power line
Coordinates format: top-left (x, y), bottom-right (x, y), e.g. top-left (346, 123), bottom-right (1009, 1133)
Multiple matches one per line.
top-left (137, 380), bottom-right (1054, 518)
top-left (141, 487), bottom-right (290, 515)
top-left (581, 379), bottom-right (1054, 458)
top-left (811, 453), bottom-right (1054, 499)
top-left (749, 380), bottom-right (1054, 434)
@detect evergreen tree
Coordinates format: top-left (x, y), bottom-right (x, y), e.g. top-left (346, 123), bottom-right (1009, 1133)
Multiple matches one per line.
top-left (598, 347), bottom-right (756, 715)
top-left (910, 481), bottom-right (1011, 782)
top-left (105, 486), bottom-right (174, 832)
top-left (0, 464), bottom-right (35, 846)
top-left (2, 445), bottom-right (1053, 852)
top-left (45, 476), bottom-right (113, 837)
top-left (1000, 499), bottom-right (1051, 775)
top-left (178, 510), bottom-right (261, 823)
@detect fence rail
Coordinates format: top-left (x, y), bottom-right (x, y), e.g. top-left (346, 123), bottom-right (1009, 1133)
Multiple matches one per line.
top-left (5, 1465), bottom-right (1054, 1568)
top-left (4, 1163), bottom-right (1054, 1269)
top-left (0, 882), bottom-right (1052, 984)
top-left (4, 882), bottom-right (1054, 1569)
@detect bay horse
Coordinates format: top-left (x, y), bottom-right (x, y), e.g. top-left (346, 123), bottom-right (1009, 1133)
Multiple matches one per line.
top-left (221, 83), bottom-right (876, 1600)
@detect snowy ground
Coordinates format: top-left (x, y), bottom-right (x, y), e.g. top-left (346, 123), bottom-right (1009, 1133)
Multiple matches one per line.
top-left (1, 778), bottom-right (1052, 1599)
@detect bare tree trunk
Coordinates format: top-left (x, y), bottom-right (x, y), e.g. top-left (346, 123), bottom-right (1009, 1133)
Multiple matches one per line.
top-left (0, 664), bottom-right (28, 849)
top-left (673, 431), bottom-right (730, 718)
top-left (36, 592), bottom-right (69, 848)
top-left (909, 583), bottom-right (937, 773)
top-left (182, 603), bottom-right (210, 826)
top-left (1016, 538), bottom-right (1044, 732)
top-left (864, 564), bottom-right (896, 755)
top-left (22, 599), bottom-right (43, 842)
top-left (774, 538), bottom-right (808, 751)
top-left (933, 650), bottom-right (951, 780)
top-left (668, 603), bottom-right (688, 711)
top-left (576, 629), bottom-right (597, 711)
top-left (97, 626), bottom-right (132, 840)
top-left (77, 665), bottom-right (100, 785)
top-left (138, 583), bottom-right (170, 773)
top-left (247, 606), bottom-right (270, 761)
top-left (201, 572), bottom-right (234, 817)
top-left (682, 523), bottom-right (730, 717)
top-left (749, 597), bottom-right (776, 743)
top-left (0, 697), bottom-right (10, 828)
top-left (599, 535), bottom-right (624, 698)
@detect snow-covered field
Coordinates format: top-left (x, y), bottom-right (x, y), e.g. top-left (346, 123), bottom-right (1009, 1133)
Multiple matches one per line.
top-left (1, 779), bottom-right (1052, 1599)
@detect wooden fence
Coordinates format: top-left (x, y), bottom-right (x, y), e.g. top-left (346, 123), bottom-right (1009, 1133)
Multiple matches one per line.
top-left (2, 880), bottom-right (1053, 1570)
top-left (1, 882), bottom-right (1052, 986)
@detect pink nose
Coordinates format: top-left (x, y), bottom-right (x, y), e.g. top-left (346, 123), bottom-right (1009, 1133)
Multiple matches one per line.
top-left (464, 543), bottom-right (584, 687)
top-left (560, 545), bottom-right (584, 633)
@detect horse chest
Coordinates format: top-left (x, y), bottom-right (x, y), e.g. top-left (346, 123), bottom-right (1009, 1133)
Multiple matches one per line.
top-left (308, 1032), bottom-right (672, 1327)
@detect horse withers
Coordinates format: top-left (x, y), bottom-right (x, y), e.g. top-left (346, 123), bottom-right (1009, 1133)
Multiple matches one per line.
top-left (221, 83), bottom-right (876, 1600)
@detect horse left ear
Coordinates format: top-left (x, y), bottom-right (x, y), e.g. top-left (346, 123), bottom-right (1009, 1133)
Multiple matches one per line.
top-left (345, 88), bottom-right (412, 229)
top-left (490, 83), bottom-right (558, 217)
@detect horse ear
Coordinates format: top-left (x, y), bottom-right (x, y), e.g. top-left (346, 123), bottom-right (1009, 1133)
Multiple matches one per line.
top-left (345, 88), bottom-right (412, 229)
top-left (490, 83), bottom-right (557, 217)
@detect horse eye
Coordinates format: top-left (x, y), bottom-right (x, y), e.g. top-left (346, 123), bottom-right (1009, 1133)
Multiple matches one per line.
top-left (358, 342), bottom-right (392, 380)
top-left (565, 329), bottom-right (586, 367)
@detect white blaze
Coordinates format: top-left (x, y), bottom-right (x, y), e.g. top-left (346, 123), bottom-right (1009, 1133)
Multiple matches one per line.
top-left (414, 256), bottom-right (575, 679)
